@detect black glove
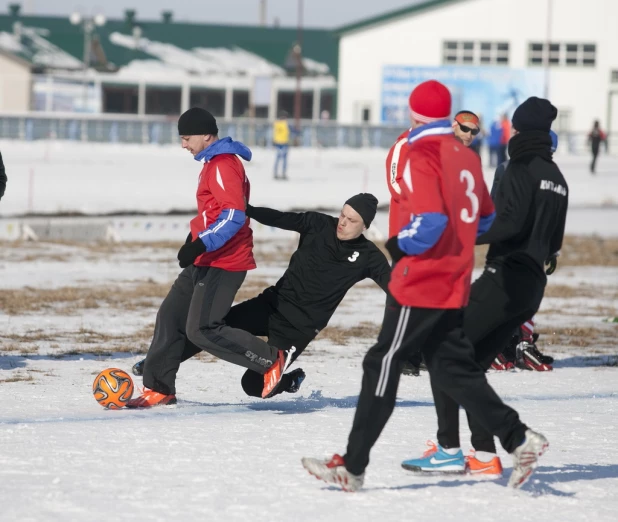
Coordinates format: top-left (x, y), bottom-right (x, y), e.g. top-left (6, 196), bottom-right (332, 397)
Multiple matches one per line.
top-left (545, 252), bottom-right (559, 275)
top-left (177, 238), bottom-right (207, 268)
top-left (245, 204), bottom-right (254, 218)
top-left (185, 232), bottom-right (193, 244)
top-left (385, 236), bottom-right (406, 264)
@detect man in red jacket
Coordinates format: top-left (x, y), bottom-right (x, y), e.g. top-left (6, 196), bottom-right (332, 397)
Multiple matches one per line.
top-left (128, 108), bottom-right (294, 407)
top-left (301, 81), bottom-right (548, 491)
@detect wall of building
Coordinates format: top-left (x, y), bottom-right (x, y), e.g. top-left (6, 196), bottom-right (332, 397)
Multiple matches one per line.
top-left (0, 53), bottom-right (31, 111)
top-left (337, 0), bottom-right (618, 133)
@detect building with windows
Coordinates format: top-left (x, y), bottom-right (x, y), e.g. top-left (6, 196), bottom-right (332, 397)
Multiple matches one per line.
top-left (0, 7), bottom-right (338, 121)
top-left (336, 0), bottom-right (618, 134)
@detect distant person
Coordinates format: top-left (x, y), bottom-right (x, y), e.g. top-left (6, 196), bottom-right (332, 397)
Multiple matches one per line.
top-left (0, 150), bottom-right (6, 202)
top-left (588, 120), bottom-right (608, 174)
top-left (273, 111), bottom-right (291, 180)
top-left (488, 119), bottom-right (502, 167)
top-left (497, 113), bottom-right (511, 165)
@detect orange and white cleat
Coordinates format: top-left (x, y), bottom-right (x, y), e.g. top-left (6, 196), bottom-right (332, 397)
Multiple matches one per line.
top-left (125, 388), bottom-right (177, 409)
top-left (466, 451), bottom-right (504, 478)
top-left (262, 347), bottom-right (296, 399)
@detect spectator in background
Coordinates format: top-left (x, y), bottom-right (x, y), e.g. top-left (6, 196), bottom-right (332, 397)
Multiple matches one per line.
top-left (497, 113), bottom-right (511, 165)
top-left (0, 150), bottom-right (6, 202)
top-left (470, 114), bottom-right (485, 157)
top-left (488, 118), bottom-right (503, 167)
top-left (452, 110), bottom-right (481, 149)
top-left (588, 120), bottom-right (608, 174)
top-left (273, 111), bottom-right (291, 180)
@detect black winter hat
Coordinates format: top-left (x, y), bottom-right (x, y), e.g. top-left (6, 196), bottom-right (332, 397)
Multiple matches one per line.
top-left (511, 97), bottom-right (557, 132)
top-left (345, 193), bottom-right (378, 228)
top-left (178, 107), bottom-right (219, 136)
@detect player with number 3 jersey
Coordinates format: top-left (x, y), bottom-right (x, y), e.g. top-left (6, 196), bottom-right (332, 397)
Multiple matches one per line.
top-left (301, 81), bottom-right (548, 492)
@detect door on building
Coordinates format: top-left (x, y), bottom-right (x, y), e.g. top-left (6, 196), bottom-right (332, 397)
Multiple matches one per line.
top-left (355, 102), bottom-right (372, 124)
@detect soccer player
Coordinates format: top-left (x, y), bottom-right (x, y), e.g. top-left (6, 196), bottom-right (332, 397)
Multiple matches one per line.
top-left (133, 194), bottom-right (391, 399)
top-left (127, 108), bottom-right (294, 408)
top-left (301, 81), bottom-right (548, 492)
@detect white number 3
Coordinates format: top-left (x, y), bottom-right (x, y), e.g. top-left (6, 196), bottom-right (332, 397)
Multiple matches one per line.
top-left (460, 169), bottom-right (479, 223)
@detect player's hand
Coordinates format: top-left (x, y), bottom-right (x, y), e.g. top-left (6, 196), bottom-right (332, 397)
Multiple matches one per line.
top-left (545, 252), bottom-right (559, 275)
top-left (178, 238), bottom-right (207, 268)
top-left (385, 236), bottom-right (406, 264)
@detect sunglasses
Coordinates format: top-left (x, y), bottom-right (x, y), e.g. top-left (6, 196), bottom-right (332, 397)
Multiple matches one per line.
top-left (457, 122), bottom-right (480, 136)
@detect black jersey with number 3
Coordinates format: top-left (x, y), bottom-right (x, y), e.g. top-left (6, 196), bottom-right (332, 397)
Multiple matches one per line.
top-left (247, 206), bottom-right (390, 337)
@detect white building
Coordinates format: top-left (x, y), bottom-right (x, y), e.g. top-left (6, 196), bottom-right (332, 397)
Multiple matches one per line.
top-left (337, 0), bottom-right (618, 134)
top-left (0, 48), bottom-right (31, 111)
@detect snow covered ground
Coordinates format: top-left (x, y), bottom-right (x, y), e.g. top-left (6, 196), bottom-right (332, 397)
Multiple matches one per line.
top-left (0, 141), bottom-right (617, 521)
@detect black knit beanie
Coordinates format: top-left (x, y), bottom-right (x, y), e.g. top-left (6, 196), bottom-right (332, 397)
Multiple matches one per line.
top-left (178, 107), bottom-right (219, 136)
top-left (512, 97), bottom-right (557, 133)
top-left (345, 193), bottom-right (378, 228)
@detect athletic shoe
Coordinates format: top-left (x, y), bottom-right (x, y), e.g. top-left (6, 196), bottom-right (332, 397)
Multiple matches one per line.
top-left (508, 429), bottom-right (549, 488)
top-left (301, 454), bottom-right (364, 492)
top-left (125, 388), bottom-right (177, 409)
top-left (132, 358), bottom-right (146, 377)
top-left (490, 353), bottom-right (515, 371)
top-left (401, 442), bottom-right (465, 474)
top-left (532, 334), bottom-right (554, 364)
top-left (262, 347), bottom-right (296, 399)
top-left (516, 342), bottom-right (553, 371)
top-left (285, 368), bottom-right (306, 393)
top-left (466, 451), bottom-right (503, 478)
top-left (402, 361), bottom-right (420, 376)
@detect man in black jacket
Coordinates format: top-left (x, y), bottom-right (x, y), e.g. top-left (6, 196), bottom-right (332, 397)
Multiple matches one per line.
top-left (404, 97), bottom-right (568, 480)
top-left (134, 193), bottom-right (391, 398)
top-left (0, 150), bottom-right (6, 202)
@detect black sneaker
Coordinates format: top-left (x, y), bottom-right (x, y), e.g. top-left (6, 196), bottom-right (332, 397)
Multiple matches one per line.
top-left (285, 368), bottom-right (306, 393)
top-left (132, 358), bottom-right (146, 376)
top-left (402, 362), bottom-right (420, 377)
top-left (515, 342), bottom-right (553, 371)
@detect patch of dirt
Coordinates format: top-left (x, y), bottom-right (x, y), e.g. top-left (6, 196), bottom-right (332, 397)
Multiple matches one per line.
top-left (537, 326), bottom-right (616, 348)
top-left (318, 322), bottom-right (381, 346)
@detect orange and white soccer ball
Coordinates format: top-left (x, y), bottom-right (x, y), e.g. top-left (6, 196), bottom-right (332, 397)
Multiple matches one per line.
top-left (92, 368), bottom-right (134, 409)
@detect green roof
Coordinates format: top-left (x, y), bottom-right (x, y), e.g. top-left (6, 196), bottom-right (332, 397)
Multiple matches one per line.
top-left (336, 0), bottom-right (466, 35)
top-left (0, 14), bottom-right (339, 76)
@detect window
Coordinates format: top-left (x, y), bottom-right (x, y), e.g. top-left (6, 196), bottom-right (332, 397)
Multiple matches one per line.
top-left (529, 42), bottom-right (596, 67)
top-left (443, 41), bottom-right (510, 65)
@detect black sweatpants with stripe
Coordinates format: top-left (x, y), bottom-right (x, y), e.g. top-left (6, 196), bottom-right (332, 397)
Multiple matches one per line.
top-left (142, 266), bottom-right (279, 395)
top-left (343, 294), bottom-right (528, 476)
top-left (433, 260), bottom-right (546, 452)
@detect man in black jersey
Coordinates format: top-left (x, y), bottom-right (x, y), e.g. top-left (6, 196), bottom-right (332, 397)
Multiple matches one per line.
top-left (134, 193), bottom-right (391, 398)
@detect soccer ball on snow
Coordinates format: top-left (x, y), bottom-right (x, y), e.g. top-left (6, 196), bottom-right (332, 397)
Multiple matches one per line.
top-left (93, 368), bottom-right (134, 409)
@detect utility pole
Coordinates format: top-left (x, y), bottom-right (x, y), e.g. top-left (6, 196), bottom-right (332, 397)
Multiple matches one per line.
top-left (259, 0), bottom-right (267, 26)
top-left (293, 0), bottom-right (304, 145)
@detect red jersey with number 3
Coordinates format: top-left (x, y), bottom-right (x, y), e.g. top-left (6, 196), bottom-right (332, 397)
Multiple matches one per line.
top-left (389, 133), bottom-right (495, 308)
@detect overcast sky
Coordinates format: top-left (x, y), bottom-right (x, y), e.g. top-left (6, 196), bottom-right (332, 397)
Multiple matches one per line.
top-left (0, 0), bottom-right (425, 28)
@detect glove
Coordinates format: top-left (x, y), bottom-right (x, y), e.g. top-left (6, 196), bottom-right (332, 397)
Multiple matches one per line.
top-left (385, 236), bottom-right (406, 264)
top-left (545, 252), bottom-right (559, 275)
top-left (185, 232), bottom-right (193, 244)
top-left (177, 238), bottom-right (207, 268)
top-left (245, 204), bottom-right (254, 218)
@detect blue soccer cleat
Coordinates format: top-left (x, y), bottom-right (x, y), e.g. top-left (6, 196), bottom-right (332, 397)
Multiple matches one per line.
top-left (402, 441), bottom-right (466, 474)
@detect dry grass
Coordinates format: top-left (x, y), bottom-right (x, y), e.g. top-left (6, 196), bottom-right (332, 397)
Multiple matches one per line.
top-left (537, 326), bottom-right (616, 348)
top-left (0, 372), bottom-right (35, 384)
top-left (0, 281), bottom-right (169, 315)
top-left (318, 322), bottom-right (381, 346)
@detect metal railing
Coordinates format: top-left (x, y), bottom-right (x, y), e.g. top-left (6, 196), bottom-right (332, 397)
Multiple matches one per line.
top-left (0, 112), bottom-right (614, 153)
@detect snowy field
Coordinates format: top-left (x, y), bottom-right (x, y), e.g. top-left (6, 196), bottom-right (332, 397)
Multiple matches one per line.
top-left (0, 141), bottom-right (617, 521)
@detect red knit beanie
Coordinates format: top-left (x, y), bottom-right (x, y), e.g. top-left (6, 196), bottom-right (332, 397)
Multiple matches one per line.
top-left (408, 80), bottom-right (452, 124)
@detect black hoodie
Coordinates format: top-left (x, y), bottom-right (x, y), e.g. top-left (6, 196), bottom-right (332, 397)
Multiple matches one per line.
top-left (477, 131), bottom-right (568, 275)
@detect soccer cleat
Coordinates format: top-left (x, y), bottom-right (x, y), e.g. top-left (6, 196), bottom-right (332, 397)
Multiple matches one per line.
top-left (466, 452), bottom-right (503, 478)
top-left (301, 454), bottom-right (364, 492)
top-left (490, 353), bottom-right (515, 371)
top-left (132, 358), bottom-right (146, 377)
top-left (516, 342), bottom-right (553, 371)
top-left (125, 388), bottom-right (177, 409)
top-left (285, 368), bottom-right (306, 393)
top-left (508, 429), bottom-right (549, 488)
top-left (262, 347), bottom-right (296, 398)
top-left (402, 442), bottom-right (465, 474)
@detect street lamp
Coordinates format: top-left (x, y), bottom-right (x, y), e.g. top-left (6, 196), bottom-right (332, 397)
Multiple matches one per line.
top-left (70, 11), bottom-right (106, 111)
top-left (293, 0), bottom-right (303, 145)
